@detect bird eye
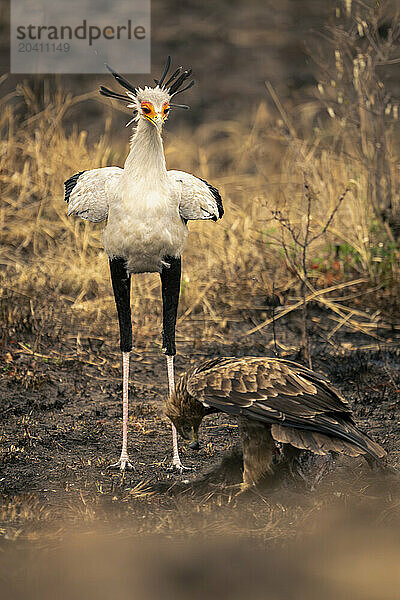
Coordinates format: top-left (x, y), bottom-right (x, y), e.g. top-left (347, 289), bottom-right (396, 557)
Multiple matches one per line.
top-left (142, 106), bottom-right (151, 114)
top-left (164, 107), bottom-right (169, 114)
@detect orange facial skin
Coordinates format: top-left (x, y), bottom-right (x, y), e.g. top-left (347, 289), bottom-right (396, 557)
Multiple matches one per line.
top-left (161, 102), bottom-right (170, 120)
top-left (140, 101), bottom-right (170, 125)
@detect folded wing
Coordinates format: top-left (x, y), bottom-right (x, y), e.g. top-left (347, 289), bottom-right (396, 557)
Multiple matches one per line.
top-left (65, 167), bottom-right (123, 222)
top-left (169, 170), bottom-right (224, 222)
top-left (186, 357), bottom-right (385, 459)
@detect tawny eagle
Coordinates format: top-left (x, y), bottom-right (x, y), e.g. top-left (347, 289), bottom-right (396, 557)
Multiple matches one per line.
top-left (165, 357), bottom-right (386, 491)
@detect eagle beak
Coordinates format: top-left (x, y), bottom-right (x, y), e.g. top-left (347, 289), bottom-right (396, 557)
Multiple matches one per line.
top-left (188, 428), bottom-right (200, 450)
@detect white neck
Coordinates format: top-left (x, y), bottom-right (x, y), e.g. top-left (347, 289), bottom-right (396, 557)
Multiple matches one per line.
top-left (124, 118), bottom-right (167, 184)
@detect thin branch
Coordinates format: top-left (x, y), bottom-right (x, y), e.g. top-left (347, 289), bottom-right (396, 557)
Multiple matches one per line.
top-left (308, 187), bottom-right (350, 245)
top-left (242, 279), bottom-right (368, 337)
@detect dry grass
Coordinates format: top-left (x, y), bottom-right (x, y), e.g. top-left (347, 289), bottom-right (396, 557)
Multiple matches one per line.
top-left (1, 8), bottom-right (399, 355)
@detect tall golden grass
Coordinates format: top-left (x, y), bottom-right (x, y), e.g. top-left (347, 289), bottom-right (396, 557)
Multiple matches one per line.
top-left (0, 68), bottom-right (398, 353)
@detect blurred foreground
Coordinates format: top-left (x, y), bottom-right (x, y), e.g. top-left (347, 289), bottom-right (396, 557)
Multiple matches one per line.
top-left (2, 502), bottom-right (400, 600)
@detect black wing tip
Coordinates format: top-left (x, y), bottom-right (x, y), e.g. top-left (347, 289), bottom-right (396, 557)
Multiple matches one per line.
top-left (64, 171), bottom-right (85, 203)
top-left (198, 177), bottom-right (224, 219)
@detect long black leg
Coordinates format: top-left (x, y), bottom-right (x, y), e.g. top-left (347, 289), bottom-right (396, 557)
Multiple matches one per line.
top-left (108, 257), bottom-right (133, 470)
top-left (160, 255), bottom-right (181, 356)
top-left (161, 256), bottom-right (188, 472)
top-left (109, 257), bottom-right (132, 352)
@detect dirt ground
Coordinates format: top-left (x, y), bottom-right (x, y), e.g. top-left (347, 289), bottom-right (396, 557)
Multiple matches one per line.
top-left (1, 305), bottom-right (400, 598)
top-left (1, 307), bottom-right (400, 539)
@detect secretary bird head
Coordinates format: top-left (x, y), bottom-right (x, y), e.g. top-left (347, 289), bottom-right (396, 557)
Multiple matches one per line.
top-left (99, 56), bottom-right (194, 130)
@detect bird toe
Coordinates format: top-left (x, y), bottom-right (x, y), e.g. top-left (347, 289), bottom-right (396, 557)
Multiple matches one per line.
top-left (106, 457), bottom-right (135, 472)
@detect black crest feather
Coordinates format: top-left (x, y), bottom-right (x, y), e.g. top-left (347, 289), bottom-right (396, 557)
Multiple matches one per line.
top-left (100, 58), bottom-right (194, 109)
top-left (169, 69), bottom-right (192, 95)
top-left (158, 55), bottom-right (171, 87)
top-left (105, 64), bottom-right (137, 96)
top-left (99, 85), bottom-right (131, 102)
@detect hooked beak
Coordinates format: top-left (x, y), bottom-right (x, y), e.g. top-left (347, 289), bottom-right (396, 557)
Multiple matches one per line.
top-left (144, 113), bottom-right (164, 130)
top-left (180, 426), bottom-right (200, 449)
top-left (188, 428), bottom-right (200, 451)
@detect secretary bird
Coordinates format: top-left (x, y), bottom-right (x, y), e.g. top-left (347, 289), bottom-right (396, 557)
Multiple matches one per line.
top-left (166, 356), bottom-right (386, 491)
top-left (64, 57), bottom-right (223, 471)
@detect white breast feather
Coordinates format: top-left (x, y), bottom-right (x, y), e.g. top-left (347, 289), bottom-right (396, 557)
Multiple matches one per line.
top-left (101, 175), bottom-right (187, 274)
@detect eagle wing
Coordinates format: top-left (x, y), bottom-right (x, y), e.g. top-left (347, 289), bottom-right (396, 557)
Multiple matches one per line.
top-left (168, 170), bottom-right (224, 222)
top-left (65, 167), bottom-right (123, 222)
top-left (186, 357), bottom-right (385, 459)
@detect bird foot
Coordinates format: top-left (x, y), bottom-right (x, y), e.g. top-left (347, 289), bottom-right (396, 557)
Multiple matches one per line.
top-left (167, 458), bottom-right (192, 474)
top-left (107, 456), bottom-right (135, 472)
top-left (224, 482), bottom-right (254, 497)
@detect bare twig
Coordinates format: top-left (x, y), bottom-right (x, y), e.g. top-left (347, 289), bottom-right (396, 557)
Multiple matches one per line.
top-left (270, 177), bottom-right (349, 367)
top-left (308, 187), bottom-right (350, 245)
top-left (242, 279), bottom-right (367, 337)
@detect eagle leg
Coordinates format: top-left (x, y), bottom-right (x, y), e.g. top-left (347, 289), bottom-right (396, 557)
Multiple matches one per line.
top-left (240, 419), bottom-right (275, 489)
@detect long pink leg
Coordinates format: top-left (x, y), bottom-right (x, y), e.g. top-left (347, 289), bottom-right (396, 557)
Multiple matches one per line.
top-left (108, 351), bottom-right (134, 471)
top-left (166, 355), bottom-right (189, 472)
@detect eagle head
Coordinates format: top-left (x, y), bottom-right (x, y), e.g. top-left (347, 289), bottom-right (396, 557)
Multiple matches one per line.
top-left (165, 379), bottom-right (207, 450)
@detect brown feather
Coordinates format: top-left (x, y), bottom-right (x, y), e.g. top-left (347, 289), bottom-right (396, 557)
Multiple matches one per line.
top-left (271, 424), bottom-right (364, 457)
top-left (183, 356), bottom-right (385, 460)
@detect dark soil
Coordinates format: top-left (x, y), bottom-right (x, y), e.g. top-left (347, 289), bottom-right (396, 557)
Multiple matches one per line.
top-left (1, 310), bottom-right (400, 540)
top-left (1, 307), bottom-right (400, 600)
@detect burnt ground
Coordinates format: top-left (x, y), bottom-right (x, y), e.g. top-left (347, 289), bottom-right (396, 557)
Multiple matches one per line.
top-left (1, 306), bottom-right (400, 544)
top-left (1, 307), bottom-right (400, 598)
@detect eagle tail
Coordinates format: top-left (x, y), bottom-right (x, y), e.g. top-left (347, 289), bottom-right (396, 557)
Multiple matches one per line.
top-left (271, 424), bottom-right (386, 460)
